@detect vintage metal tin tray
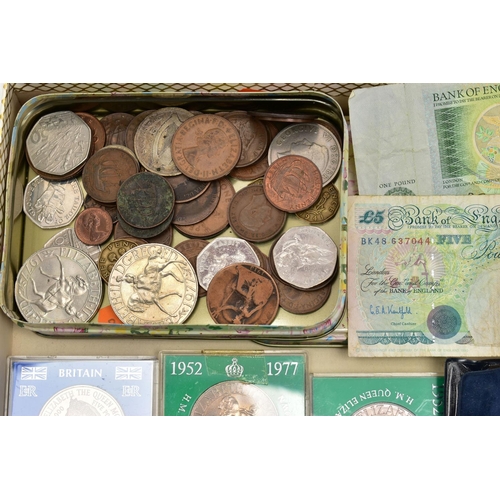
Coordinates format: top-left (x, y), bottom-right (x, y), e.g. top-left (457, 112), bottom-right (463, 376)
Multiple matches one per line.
top-left (0, 91), bottom-right (347, 339)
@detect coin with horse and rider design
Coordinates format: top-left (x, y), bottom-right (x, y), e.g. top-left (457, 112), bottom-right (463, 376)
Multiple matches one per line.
top-left (108, 244), bottom-right (198, 325)
top-left (15, 246), bottom-right (102, 324)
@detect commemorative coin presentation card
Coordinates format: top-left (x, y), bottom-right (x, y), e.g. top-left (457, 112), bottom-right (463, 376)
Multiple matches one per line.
top-left (7, 357), bottom-right (157, 416)
top-left (312, 374), bottom-right (444, 416)
top-left (161, 351), bottom-right (307, 416)
top-left (348, 194), bottom-right (500, 357)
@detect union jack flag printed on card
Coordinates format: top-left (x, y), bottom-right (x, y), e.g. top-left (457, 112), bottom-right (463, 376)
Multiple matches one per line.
top-left (115, 367), bottom-right (143, 380)
top-left (7, 357), bottom-right (157, 416)
top-left (20, 366), bottom-right (47, 380)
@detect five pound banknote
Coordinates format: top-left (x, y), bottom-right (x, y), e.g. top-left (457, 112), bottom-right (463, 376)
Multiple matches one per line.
top-left (348, 195), bottom-right (500, 357)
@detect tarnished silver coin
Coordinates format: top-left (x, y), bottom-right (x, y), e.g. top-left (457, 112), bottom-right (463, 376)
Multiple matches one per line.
top-left (268, 123), bottom-right (342, 186)
top-left (352, 403), bottom-right (415, 416)
top-left (23, 176), bottom-right (83, 229)
top-left (190, 381), bottom-right (278, 416)
top-left (26, 111), bottom-right (92, 176)
top-left (15, 246), bottom-right (103, 324)
top-left (44, 227), bottom-right (101, 263)
top-left (134, 107), bottom-right (194, 176)
top-left (39, 385), bottom-right (125, 416)
top-left (196, 237), bottom-right (260, 290)
top-left (108, 244), bottom-right (198, 325)
top-left (272, 226), bottom-right (338, 290)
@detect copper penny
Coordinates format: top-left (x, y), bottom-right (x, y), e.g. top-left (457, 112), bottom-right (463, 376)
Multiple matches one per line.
top-left (74, 207), bottom-right (114, 245)
top-left (143, 224), bottom-right (174, 246)
top-left (113, 223), bottom-right (148, 244)
top-left (295, 182), bottom-right (340, 224)
top-left (116, 171), bottom-right (175, 229)
top-left (113, 222), bottom-right (173, 246)
top-left (83, 194), bottom-right (118, 224)
top-left (171, 114), bottom-right (242, 181)
top-left (229, 154), bottom-right (269, 181)
top-left (228, 184), bottom-right (286, 243)
top-left (165, 173), bottom-right (210, 203)
top-left (174, 238), bottom-right (210, 297)
top-left (263, 155), bottom-right (322, 213)
top-left (248, 242), bottom-right (272, 274)
top-left (116, 208), bottom-right (174, 239)
top-left (172, 179), bottom-right (220, 226)
top-left (82, 145), bottom-right (140, 204)
top-left (175, 176), bottom-right (235, 238)
top-left (76, 112), bottom-right (106, 153)
top-left (224, 111), bottom-right (268, 167)
top-left (100, 112), bottom-right (135, 146)
top-left (206, 263), bottom-right (279, 325)
top-left (98, 238), bottom-right (139, 283)
top-left (276, 279), bottom-right (332, 314)
top-left (125, 110), bottom-right (156, 152)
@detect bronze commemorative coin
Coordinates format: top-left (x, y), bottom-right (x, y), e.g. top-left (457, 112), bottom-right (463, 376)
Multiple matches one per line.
top-left (116, 171), bottom-right (175, 229)
top-left (98, 238), bottom-right (140, 283)
top-left (224, 111), bottom-right (268, 167)
top-left (228, 184), bottom-right (286, 243)
top-left (206, 262), bottom-right (279, 325)
top-left (295, 182), bottom-right (340, 224)
top-left (165, 173), bottom-right (211, 203)
top-left (171, 114), bottom-right (242, 181)
top-left (175, 176), bottom-right (235, 238)
top-left (100, 112), bottom-right (135, 147)
top-left (76, 112), bottom-right (106, 153)
top-left (263, 155), bottom-right (322, 213)
top-left (82, 145), bottom-right (140, 204)
top-left (172, 179), bottom-right (220, 226)
top-left (74, 207), bottom-right (114, 246)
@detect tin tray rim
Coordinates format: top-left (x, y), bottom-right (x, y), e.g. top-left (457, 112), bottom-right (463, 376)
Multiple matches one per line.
top-left (0, 90), bottom-right (347, 340)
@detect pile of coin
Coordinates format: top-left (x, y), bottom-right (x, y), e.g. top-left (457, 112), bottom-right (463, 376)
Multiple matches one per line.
top-left (16, 105), bottom-right (342, 326)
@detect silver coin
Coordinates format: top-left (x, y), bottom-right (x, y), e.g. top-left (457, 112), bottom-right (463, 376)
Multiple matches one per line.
top-left (15, 246), bottom-right (103, 324)
top-left (39, 385), bottom-right (124, 416)
top-left (23, 176), bottom-right (83, 229)
top-left (352, 403), bottom-right (415, 416)
top-left (44, 227), bottom-right (101, 263)
top-left (108, 243), bottom-right (198, 325)
top-left (26, 111), bottom-right (92, 176)
top-left (268, 123), bottom-right (342, 186)
top-left (196, 237), bottom-right (260, 290)
top-left (190, 381), bottom-right (278, 416)
top-left (273, 226), bottom-right (337, 289)
top-left (134, 107), bottom-right (194, 176)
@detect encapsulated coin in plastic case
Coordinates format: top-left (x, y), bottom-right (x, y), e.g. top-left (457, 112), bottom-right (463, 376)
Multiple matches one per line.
top-left (7, 357), bottom-right (157, 416)
top-left (311, 374), bottom-right (445, 416)
top-left (161, 351), bottom-right (307, 416)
